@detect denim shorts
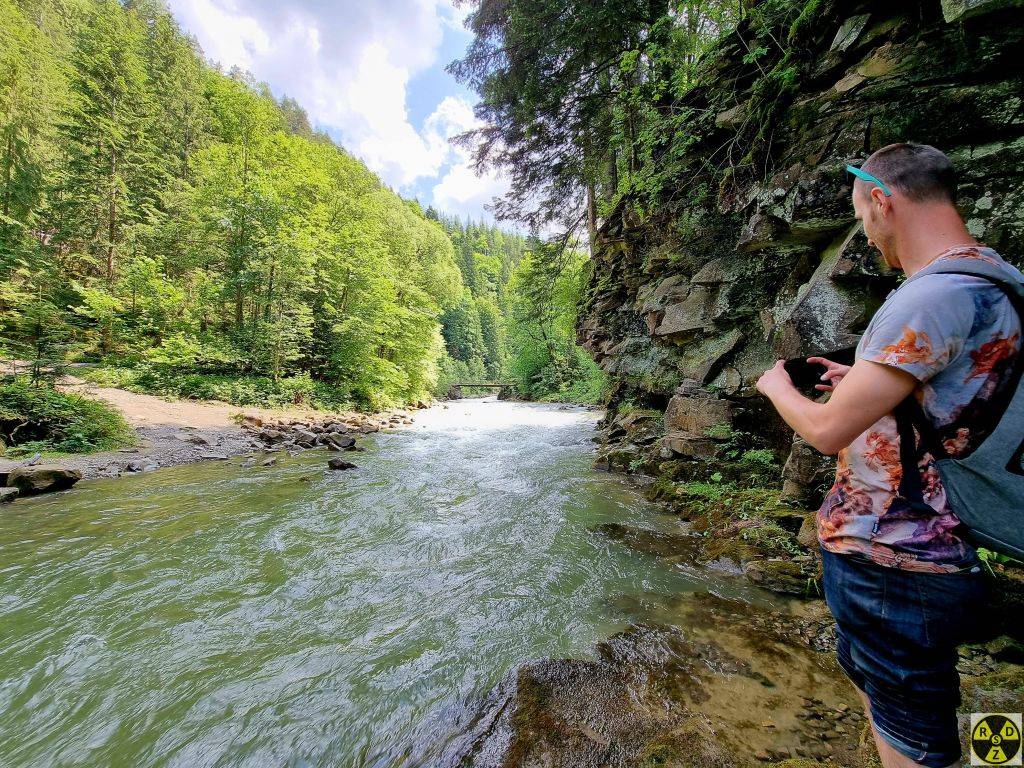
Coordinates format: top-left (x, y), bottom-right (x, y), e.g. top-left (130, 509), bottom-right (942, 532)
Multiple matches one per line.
top-left (821, 548), bottom-right (988, 767)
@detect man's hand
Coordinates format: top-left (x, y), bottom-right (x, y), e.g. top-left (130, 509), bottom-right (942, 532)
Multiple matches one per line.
top-left (806, 356), bottom-right (852, 392)
top-left (756, 358), bottom-right (918, 455)
top-left (756, 360), bottom-right (794, 398)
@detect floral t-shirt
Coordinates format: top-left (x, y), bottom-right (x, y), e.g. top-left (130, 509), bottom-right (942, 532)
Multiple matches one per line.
top-left (817, 246), bottom-right (1023, 572)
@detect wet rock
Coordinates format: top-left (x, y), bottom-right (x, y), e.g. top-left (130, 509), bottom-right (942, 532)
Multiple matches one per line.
top-left (260, 456), bottom-right (278, 467)
top-left (321, 433), bottom-right (356, 451)
top-left (0, 487), bottom-right (19, 504)
top-left (327, 458), bottom-right (357, 471)
top-left (6, 466), bottom-right (82, 496)
top-left (126, 458), bottom-right (158, 473)
top-left (592, 522), bottom-right (701, 559)
top-left (292, 429), bottom-right (318, 449)
top-left (744, 558), bottom-right (813, 597)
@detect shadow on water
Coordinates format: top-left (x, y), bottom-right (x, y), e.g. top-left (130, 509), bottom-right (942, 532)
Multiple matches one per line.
top-left (0, 398), bottom-right (852, 767)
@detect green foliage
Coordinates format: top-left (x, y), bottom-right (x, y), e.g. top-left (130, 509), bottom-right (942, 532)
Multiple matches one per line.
top-left (505, 239), bottom-right (607, 403)
top-left (0, 376), bottom-right (133, 454)
top-left (0, 0), bottom-right (464, 411)
top-left (451, 1), bottom-right (746, 228)
top-left (978, 547), bottom-right (1023, 573)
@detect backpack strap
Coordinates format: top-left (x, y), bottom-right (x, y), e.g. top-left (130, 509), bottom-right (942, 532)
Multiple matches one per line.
top-left (893, 261), bottom-right (1024, 504)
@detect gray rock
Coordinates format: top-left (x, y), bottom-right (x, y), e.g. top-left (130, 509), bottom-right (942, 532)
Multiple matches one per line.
top-left (830, 14), bottom-right (871, 52)
top-left (6, 466), bottom-right (83, 496)
top-left (654, 286), bottom-right (717, 337)
top-left (663, 394), bottom-right (733, 435)
top-left (292, 429), bottom-right (319, 448)
top-left (126, 459), bottom-right (158, 473)
top-left (327, 458), bottom-right (357, 471)
top-left (321, 433), bottom-right (356, 451)
top-left (942, 0), bottom-right (1020, 22)
top-left (0, 487), bottom-right (19, 504)
top-left (744, 558), bottom-right (813, 596)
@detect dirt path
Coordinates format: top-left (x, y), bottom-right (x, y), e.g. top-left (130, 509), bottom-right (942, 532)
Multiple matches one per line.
top-left (1, 377), bottom-right (381, 479)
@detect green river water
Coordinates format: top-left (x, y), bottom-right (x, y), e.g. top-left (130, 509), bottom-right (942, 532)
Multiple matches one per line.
top-left (0, 399), bottom-right (779, 767)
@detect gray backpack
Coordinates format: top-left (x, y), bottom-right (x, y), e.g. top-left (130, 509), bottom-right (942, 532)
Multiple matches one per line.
top-left (893, 259), bottom-right (1024, 560)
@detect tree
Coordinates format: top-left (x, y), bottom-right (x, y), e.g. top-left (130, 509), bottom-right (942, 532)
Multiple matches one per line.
top-left (54, 0), bottom-right (158, 286)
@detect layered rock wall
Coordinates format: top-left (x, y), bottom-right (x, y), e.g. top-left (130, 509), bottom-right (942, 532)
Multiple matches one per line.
top-left (580, 0), bottom-right (1024, 504)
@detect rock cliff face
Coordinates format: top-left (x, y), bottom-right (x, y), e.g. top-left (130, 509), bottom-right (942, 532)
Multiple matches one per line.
top-left (579, 0), bottom-right (1024, 506)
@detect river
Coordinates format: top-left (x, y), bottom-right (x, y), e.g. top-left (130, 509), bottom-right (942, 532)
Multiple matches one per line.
top-left (0, 399), bottom-right (837, 767)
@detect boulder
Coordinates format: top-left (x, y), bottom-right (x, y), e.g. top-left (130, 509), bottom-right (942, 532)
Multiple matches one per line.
top-left (126, 458), bottom-right (158, 473)
top-left (653, 286), bottom-right (717, 337)
top-left (941, 0), bottom-right (1016, 22)
top-left (0, 487), bottom-right (18, 504)
top-left (781, 437), bottom-right (835, 505)
top-left (258, 428), bottom-right (288, 445)
top-left (6, 466), bottom-right (82, 496)
top-left (663, 394), bottom-right (733, 436)
top-left (327, 458), bottom-right (357, 471)
top-left (797, 512), bottom-right (820, 550)
top-left (659, 432), bottom-right (719, 460)
top-left (321, 433), bottom-right (356, 451)
top-left (292, 429), bottom-right (318, 448)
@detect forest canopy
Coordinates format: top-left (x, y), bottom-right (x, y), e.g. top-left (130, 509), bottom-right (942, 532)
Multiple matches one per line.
top-left (0, 0), bottom-right (606, 414)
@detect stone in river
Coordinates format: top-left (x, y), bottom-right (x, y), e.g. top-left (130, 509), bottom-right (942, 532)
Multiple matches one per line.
top-left (6, 465), bottom-right (82, 496)
top-left (0, 487), bottom-right (19, 504)
top-left (327, 458), bottom-right (357, 471)
top-left (321, 433), bottom-right (356, 451)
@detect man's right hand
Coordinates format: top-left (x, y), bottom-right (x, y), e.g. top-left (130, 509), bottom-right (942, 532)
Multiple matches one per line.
top-left (806, 357), bottom-right (852, 392)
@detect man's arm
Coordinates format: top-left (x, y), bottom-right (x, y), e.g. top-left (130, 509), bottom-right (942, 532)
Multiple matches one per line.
top-left (756, 358), bottom-right (918, 455)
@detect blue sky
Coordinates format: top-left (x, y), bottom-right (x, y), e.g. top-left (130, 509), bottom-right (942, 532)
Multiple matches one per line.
top-left (165, 0), bottom-right (507, 222)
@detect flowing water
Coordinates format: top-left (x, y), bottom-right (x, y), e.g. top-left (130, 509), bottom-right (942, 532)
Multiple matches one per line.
top-left (0, 399), bottom-right (792, 767)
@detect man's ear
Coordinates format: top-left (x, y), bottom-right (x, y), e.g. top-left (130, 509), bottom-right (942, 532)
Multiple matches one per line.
top-left (870, 186), bottom-right (891, 214)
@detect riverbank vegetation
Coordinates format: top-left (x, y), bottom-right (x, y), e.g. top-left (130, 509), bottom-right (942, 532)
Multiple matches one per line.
top-left (0, 378), bottom-right (132, 456)
top-left (0, 0), bottom-right (605, 438)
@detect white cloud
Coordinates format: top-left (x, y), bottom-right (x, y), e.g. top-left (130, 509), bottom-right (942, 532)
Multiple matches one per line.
top-left (431, 160), bottom-right (508, 220)
top-left (165, 0), bottom-right (497, 207)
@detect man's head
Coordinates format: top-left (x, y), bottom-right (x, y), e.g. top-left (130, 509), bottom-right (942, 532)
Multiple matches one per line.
top-left (850, 143), bottom-right (960, 269)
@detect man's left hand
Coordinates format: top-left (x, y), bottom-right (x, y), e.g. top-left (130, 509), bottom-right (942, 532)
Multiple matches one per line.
top-left (756, 360), bottom-right (794, 399)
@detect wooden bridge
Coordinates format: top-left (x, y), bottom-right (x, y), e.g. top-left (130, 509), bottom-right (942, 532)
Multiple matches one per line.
top-left (447, 382), bottom-right (514, 400)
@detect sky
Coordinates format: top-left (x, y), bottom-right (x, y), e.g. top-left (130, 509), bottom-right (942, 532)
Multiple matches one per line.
top-left (165, 0), bottom-right (508, 222)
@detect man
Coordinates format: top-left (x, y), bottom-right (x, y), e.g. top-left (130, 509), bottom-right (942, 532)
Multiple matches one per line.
top-left (756, 143), bottom-right (1022, 768)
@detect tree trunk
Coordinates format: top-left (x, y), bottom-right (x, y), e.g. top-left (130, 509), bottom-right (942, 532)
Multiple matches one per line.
top-left (586, 182), bottom-right (598, 253)
top-left (2, 131), bottom-right (13, 219)
top-left (107, 148), bottom-right (118, 285)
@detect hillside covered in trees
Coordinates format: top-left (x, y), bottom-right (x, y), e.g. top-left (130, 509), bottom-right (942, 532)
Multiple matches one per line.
top-left (0, 0), bottom-right (605, 425)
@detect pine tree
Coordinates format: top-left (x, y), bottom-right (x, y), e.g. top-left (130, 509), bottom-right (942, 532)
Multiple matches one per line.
top-left (54, 0), bottom-right (159, 287)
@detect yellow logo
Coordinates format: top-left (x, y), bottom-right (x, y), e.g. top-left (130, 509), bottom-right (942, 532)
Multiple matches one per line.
top-left (972, 714), bottom-right (1023, 766)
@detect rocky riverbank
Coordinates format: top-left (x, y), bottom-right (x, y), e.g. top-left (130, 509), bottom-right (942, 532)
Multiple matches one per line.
top-left (439, 538), bottom-right (1023, 768)
top-left (0, 379), bottom-right (425, 498)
